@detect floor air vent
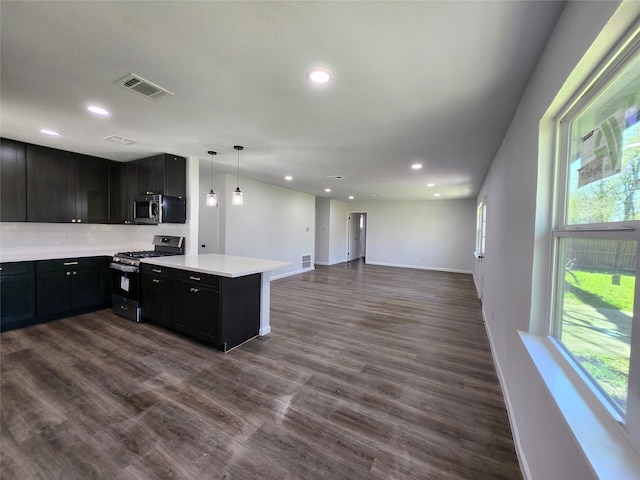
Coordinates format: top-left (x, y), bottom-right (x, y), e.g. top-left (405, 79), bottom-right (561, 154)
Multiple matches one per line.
top-left (302, 254), bottom-right (311, 269)
top-left (114, 73), bottom-right (174, 100)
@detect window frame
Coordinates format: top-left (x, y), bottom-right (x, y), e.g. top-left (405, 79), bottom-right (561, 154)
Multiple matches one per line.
top-left (550, 37), bottom-right (640, 445)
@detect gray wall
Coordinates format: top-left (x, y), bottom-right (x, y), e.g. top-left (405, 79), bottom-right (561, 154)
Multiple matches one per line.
top-left (350, 199), bottom-right (475, 273)
top-left (476, 1), bottom-right (637, 478)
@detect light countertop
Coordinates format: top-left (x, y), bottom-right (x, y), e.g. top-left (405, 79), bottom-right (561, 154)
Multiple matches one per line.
top-left (141, 254), bottom-right (289, 278)
top-left (0, 246), bottom-right (147, 263)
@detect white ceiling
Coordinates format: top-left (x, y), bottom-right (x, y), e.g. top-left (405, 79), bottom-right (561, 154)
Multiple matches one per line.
top-left (0, 1), bottom-right (564, 202)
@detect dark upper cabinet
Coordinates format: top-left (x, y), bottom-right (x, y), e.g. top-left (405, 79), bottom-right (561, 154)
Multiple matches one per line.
top-left (26, 144), bottom-right (110, 223)
top-left (109, 160), bottom-right (138, 224)
top-left (136, 154), bottom-right (186, 197)
top-left (0, 138), bottom-right (27, 222)
top-left (75, 153), bottom-right (110, 224)
top-left (26, 144), bottom-right (76, 223)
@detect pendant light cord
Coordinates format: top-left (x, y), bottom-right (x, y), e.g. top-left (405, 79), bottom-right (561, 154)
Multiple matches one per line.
top-left (234, 145), bottom-right (243, 189)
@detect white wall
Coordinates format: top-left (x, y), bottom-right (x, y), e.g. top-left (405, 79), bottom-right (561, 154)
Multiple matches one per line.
top-left (222, 175), bottom-right (315, 278)
top-left (328, 199), bottom-right (347, 265)
top-left (350, 200), bottom-right (475, 273)
top-left (315, 197), bottom-right (330, 264)
top-left (476, 1), bottom-right (638, 479)
top-left (198, 163), bottom-right (225, 254)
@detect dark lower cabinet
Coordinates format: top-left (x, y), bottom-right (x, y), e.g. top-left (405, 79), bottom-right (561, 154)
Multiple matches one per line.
top-left (36, 257), bottom-right (109, 317)
top-left (141, 266), bottom-right (260, 352)
top-left (1, 256), bottom-right (109, 331)
top-left (174, 273), bottom-right (220, 345)
top-left (0, 262), bottom-right (35, 331)
top-left (141, 264), bottom-right (175, 329)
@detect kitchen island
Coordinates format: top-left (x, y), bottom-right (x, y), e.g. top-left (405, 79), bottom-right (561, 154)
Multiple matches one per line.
top-left (140, 254), bottom-right (288, 351)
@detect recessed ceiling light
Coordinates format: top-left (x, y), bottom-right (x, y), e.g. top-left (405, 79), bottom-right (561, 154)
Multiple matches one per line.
top-left (348, 196), bottom-right (354, 200)
top-left (41, 129), bottom-right (60, 136)
top-left (434, 193), bottom-right (441, 197)
top-left (411, 163), bottom-right (422, 170)
top-left (325, 188), bottom-right (331, 193)
top-left (427, 183), bottom-right (435, 187)
top-left (285, 175), bottom-right (293, 181)
top-left (88, 105), bottom-right (109, 116)
top-left (307, 69), bottom-right (331, 84)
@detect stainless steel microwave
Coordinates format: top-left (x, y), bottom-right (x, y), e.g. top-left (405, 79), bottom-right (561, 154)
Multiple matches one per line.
top-left (133, 194), bottom-right (186, 224)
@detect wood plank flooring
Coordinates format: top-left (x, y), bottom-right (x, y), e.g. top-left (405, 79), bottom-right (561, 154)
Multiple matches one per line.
top-left (1, 262), bottom-right (521, 479)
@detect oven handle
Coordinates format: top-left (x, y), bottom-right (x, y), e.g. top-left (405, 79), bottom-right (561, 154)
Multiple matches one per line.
top-left (110, 262), bottom-right (139, 273)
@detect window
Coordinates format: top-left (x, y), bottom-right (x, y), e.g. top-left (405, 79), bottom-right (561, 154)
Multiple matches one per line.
top-left (475, 200), bottom-right (486, 258)
top-left (553, 43), bottom-right (640, 429)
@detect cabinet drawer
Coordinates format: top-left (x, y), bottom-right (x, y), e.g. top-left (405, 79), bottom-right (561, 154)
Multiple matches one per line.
top-left (141, 263), bottom-right (175, 278)
top-left (176, 270), bottom-right (219, 289)
top-left (36, 257), bottom-right (102, 273)
top-left (0, 261), bottom-right (35, 276)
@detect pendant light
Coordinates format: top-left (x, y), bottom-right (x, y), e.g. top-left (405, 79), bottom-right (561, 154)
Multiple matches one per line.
top-left (206, 150), bottom-right (218, 207)
top-left (232, 145), bottom-right (244, 206)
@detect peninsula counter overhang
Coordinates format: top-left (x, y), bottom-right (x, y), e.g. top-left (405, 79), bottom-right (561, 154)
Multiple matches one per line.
top-left (140, 253), bottom-right (289, 278)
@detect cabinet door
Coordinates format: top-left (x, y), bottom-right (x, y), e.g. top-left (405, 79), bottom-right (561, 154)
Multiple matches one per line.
top-left (173, 281), bottom-right (197, 335)
top-left (27, 144), bottom-right (75, 222)
top-left (141, 275), bottom-right (174, 329)
top-left (0, 273), bottom-right (35, 329)
top-left (36, 271), bottom-right (70, 316)
top-left (110, 161), bottom-right (138, 224)
top-left (136, 156), bottom-right (158, 195)
top-left (174, 282), bottom-right (219, 343)
top-left (164, 155), bottom-right (186, 197)
top-left (0, 138), bottom-right (27, 222)
top-left (195, 287), bottom-right (219, 344)
top-left (71, 267), bottom-right (104, 310)
top-left (75, 153), bottom-right (110, 223)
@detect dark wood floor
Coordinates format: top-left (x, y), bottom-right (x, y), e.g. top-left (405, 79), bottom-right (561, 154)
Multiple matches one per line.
top-left (1, 262), bottom-right (521, 480)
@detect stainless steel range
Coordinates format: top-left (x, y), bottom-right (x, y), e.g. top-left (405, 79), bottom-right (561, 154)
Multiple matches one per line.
top-left (111, 235), bottom-right (184, 322)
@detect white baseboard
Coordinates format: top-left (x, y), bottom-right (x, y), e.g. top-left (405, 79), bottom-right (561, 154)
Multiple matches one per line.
top-left (482, 307), bottom-right (531, 480)
top-left (259, 325), bottom-right (271, 336)
top-left (270, 266), bottom-right (314, 281)
top-left (366, 261), bottom-right (472, 275)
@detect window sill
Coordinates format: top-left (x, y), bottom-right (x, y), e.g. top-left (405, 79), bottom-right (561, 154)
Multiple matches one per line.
top-left (519, 331), bottom-right (640, 479)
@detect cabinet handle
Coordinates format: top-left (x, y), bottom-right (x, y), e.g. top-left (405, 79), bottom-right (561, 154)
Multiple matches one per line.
top-left (152, 269), bottom-right (162, 273)
top-left (153, 279), bottom-right (160, 284)
top-left (190, 287), bottom-right (199, 293)
top-left (64, 261), bottom-right (79, 266)
top-left (120, 305), bottom-right (129, 311)
top-left (71, 219), bottom-right (76, 223)
top-left (72, 271), bottom-right (77, 275)
top-left (189, 276), bottom-right (201, 281)
top-left (66, 271), bottom-right (71, 276)
top-left (77, 219), bottom-right (82, 223)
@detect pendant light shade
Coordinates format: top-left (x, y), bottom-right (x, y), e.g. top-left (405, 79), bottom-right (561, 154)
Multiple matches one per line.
top-left (232, 145), bottom-right (244, 206)
top-left (206, 150), bottom-right (218, 207)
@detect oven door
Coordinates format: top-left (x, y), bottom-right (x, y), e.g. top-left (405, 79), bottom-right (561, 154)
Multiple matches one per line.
top-left (111, 263), bottom-right (140, 301)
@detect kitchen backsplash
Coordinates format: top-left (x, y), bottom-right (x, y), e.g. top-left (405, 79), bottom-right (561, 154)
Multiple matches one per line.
top-left (0, 222), bottom-right (189, 256)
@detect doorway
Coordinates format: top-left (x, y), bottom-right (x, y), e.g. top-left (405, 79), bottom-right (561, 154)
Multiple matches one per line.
top-left (347, 212), bottom-right (367, 263)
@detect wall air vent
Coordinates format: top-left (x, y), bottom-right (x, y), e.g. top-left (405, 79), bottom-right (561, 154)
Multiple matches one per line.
top-left (302, 254), bottom-right (312, 269)
top-left (104, 135), bottom-right (137, 145)
top-left (114, 73), bottom-right (174, 100)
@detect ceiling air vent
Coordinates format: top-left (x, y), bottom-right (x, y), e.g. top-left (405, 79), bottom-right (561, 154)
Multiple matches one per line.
top-left (327, 175), bottom-right (345, 180)
top-left (104, 135), bottom-right (137, 145)
top-left (114, 73), bottom-right (174, 100)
